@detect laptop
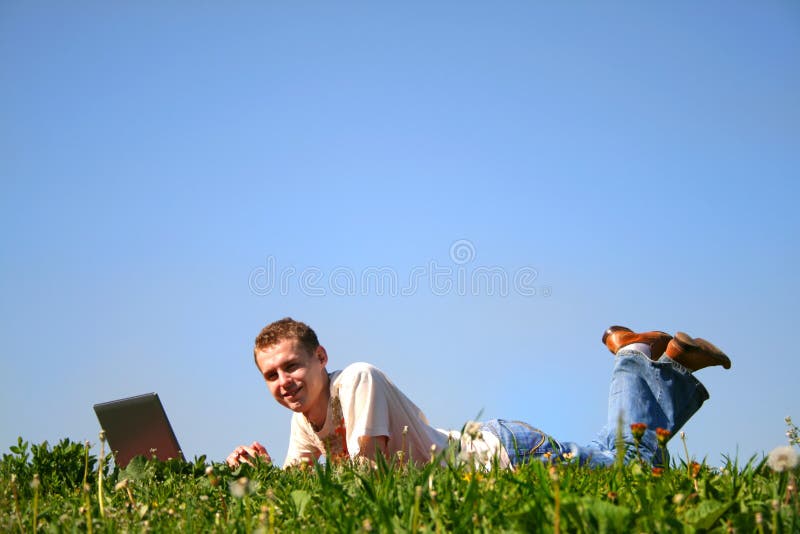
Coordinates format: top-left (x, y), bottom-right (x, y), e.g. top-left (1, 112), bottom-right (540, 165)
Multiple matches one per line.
top-left (93, 392), bottom-right (184, 468)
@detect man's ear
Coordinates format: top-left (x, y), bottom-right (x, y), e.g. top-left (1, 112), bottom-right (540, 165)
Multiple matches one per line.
top-left (315, 345), bottom-right (328, 367)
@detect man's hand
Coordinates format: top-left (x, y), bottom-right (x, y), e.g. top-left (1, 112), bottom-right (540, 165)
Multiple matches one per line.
top-left (226, 441), bottom-right (272, 468)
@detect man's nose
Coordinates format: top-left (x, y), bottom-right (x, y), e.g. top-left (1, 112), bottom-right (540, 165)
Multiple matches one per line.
top-left (278, 371), bottom-right (293, 389)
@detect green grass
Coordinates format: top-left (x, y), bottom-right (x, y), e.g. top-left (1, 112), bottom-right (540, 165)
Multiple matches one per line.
top-left (1, 437), bottom-right (797, 533)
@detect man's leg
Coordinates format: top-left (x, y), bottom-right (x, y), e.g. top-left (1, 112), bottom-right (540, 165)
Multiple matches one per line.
top-left (574, 350), bottom-right (709, 466)
top-left (482, 352), bottom-right (709, 467)
top-left (484, 328), bottom-right (727, 468)
top-left (481, 419), bottom-right (567, 466)
top-left (573, 327), bottom-right (729, 467)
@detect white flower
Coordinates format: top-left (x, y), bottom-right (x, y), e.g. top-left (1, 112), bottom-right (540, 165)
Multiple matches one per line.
top-left (767, 445), bottom-right (799, 472)
top-left (464, 421), bottom-right (482, 440)
top-left (228, 476), bottom-right (259, 498)
top-left (458, 449), bottom-right (475, 464)
top-left (229, 478), bottom-right (246, 499)
top-left (457, 443), bottom-right (489, 467)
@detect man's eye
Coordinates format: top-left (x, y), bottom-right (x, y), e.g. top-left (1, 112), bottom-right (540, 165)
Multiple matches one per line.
top-left (265, 374), bottom-right (277, 381)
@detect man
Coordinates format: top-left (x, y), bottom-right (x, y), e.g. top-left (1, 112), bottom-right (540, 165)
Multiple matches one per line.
top-left (227, 318), bottom-right (730, 469)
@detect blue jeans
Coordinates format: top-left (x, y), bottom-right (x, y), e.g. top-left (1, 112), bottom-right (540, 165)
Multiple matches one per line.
top-left (481, 351), bottom-right (709, 467)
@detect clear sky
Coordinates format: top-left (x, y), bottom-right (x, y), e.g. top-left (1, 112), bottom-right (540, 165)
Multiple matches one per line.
top-left (2, 1), bottom-right (798, 467)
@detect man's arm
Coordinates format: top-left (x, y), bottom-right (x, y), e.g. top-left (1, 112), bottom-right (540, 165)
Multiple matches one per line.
top-left (358, 435), bottom-right (389, 460)
top-left (336, 363), bottom-right (399, 460)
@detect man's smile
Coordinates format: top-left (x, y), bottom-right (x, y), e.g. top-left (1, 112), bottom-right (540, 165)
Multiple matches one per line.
top-left (283, 386), bottom-right (302, 399)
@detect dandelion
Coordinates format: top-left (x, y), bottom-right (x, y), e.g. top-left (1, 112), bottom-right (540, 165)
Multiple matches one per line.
top-left (31, 474), bottom-right (40, 533)
top-left (411, 486), bottom-right (423, 532)
top-left (680, 432), bottom-right (693, 479)
top-left (465, 421), bottom-right (482, 440)
top-left (655, 428), bottom-right (671, 446)
top-left (630, 422), bottom-right (647, 463)
top-left (673, 493), bottom-right (685, 504)
top-left (229, 477), bottom-right (258, 499)
top-left (115, 478), bottom-right (136, 507)
top-left (98, 430), bottom-right (107, 518)
top-left (549, 465), bottom-right (561, 533)
top-left (785, 415), bottom-right (800, 446)
top-left (766, 445), bottom-right (798, 472)
top-left (399, 425), bottom-right (409, 465)
top-left (548, 465), bottom-right (559, 482)
top-left (630, 423), bottom-right (647, 441)
top-left (458, 450), bottom-right (475, 465)
top-left (296, 457), bottom-right (312, 471)
top-left (690, 461), bottom-right (702, 478)
top-left (229, 479), bottom-right (246, 499)
top-left (461, 471), bottom-right (483, 482)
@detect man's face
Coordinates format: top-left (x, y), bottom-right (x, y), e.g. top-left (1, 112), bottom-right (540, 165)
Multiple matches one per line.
top-left (255, 338), bottom-right (329, 417)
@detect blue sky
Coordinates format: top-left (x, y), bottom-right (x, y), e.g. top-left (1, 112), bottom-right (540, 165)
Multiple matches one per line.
top-left (1, 1), bottom-right (798, 467)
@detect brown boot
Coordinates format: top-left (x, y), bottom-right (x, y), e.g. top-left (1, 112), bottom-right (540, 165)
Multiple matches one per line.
top-left (602, 325), bottom-right (673, 360)
top-left (665, 332), bottom-right (731, 371)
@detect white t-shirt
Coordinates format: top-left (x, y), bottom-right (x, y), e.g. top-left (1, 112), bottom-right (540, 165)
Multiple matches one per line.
top-left (284, 362), bottom-right (509, 468)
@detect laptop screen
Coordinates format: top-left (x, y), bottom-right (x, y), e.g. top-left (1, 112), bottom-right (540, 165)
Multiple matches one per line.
top-left (93, 392), bottom-right (184, 467)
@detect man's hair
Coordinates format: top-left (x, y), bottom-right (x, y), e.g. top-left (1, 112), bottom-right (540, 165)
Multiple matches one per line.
top-left (253, 317), bottom-right (320, 363)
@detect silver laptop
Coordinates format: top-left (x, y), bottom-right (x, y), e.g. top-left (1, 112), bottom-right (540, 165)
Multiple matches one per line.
top-left (93, 392), bottom-right (184, 468)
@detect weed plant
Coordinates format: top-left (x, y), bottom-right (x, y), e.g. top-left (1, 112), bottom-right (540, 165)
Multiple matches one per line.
top-left (0, 435), bottom-right (797, 533)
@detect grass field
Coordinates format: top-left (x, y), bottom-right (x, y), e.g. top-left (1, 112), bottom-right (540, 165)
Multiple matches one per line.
top-left (1, 433), bottom-right (798, 533)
